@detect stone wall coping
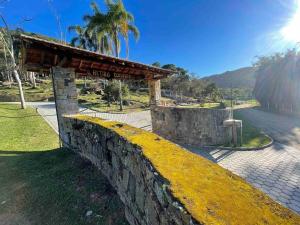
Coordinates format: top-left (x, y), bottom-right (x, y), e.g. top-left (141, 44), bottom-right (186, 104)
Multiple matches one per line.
top-left (65, 114), bottom-right (300, 225)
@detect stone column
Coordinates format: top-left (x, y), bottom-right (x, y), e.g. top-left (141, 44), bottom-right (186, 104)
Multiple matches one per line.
top-left (148, 79), bottom-right (161, 106)
top-left (52, 67), bottom-right (79, 146)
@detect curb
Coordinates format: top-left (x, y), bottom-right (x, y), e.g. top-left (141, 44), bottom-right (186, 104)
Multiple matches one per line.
top-left (205, 133), bottom-right (274, 151)
top-left (36, 108), bottom-right (59, 134)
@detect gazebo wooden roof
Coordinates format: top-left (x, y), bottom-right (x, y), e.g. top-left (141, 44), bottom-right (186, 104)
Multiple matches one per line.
top-left (17, 34), bottom-right (173, 80)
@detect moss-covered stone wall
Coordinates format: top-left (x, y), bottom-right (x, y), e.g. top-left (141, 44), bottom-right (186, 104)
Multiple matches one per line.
top-left (62, 115), bottom-right (300, 225)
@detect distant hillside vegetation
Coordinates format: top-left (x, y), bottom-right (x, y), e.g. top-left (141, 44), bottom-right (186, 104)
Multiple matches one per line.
top-left (202, 67), bottom-right (256, 89)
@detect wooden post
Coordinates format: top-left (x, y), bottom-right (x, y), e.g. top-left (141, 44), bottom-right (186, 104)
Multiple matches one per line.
top-left (148, 79), bottom-right (161, 106)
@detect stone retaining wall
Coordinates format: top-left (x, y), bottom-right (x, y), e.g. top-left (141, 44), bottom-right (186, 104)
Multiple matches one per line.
top-left (151, 106), bottom-right (231, 146)
top-left (62, 115), bottom-right (299, 225)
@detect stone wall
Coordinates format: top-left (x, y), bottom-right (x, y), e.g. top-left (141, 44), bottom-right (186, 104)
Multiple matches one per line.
top-left (151, 106), bottom-right (231, 146)
top-left (61, 115), bottom-right (299, 225)
top-left (148, 80), bottom-right (161, 106)
top-left (52, 67), bottom-right (79, 142)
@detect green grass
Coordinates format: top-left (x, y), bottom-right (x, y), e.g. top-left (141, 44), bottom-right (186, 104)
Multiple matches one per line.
top-left (227, 110), bottom-right (272, 148)
top-left (0, 104), bottom-right (58, 151)
top-left (244, 99), bottom-right (260, 107)
top-left (0, 104), bottom-right (128, 225)
top-left (223, 99), bottom-right (260, 109)
top-left (0, 81), bottom-right (152, 113)
top-left (0, 81), bottom-right (54, 102)
top-left (79, 91), bottom-right (155, 113)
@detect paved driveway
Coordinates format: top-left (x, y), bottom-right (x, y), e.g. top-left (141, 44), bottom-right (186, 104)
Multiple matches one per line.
top-left (186, 108), bottom-right (300, 214)
top-left (238, 108), bottom-right (300, 150)
top-left (28, 102), bottom-right (152, 133)
top-left (188, 143), bottom-right (300, 214)
top-left (188, 108), bottom-right (300, 214)
top-left (30, 102), bottom-right (300, 214)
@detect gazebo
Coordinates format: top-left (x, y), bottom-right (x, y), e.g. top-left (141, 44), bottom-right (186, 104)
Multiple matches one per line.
top-left (17, 34), bottom-right (173, 142)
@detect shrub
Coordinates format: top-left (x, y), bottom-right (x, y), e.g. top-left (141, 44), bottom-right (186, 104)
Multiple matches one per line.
top-left (103, 80), bottom-right (129, 102)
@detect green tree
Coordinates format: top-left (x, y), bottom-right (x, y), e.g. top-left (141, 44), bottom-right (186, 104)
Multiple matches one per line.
top-left (97, 0), bottom-right (139, 110)
top-left (83, 1), bottom-right (112, 54)
top-left (0, 22), bottom-right (26, 108)
top-left (68, 25), bottom-right (91, 50)
top-left (73, 0), bottom-right (140, 111)
top-left (152, 62), bottom-right (161, 68)
top-left (253, 49), bottom-right (300, 113)
top-left (202, 83), bottom-right (221, 101)
top-left (104, 0), bottom-right (140, 58)
top-left (103, 80), bottom-right (129, 106)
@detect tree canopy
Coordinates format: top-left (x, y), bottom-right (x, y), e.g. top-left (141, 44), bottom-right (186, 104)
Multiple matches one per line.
top-left (155, 63), bottom-right (221, 101)
top-left (69, 0), bottom-right (139, 58)
top-left (253, 49), bottom-right (300, 113)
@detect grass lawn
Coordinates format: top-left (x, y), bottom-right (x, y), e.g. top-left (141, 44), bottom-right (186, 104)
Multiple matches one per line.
top-left (0, 81), bottom-right (54, 102)
top-left (228, 110), bottom-right (272, 148)
top-left (0, 104), bottom-right (128, 225)
top-left (0, 81), bottom-right (154, 113)
top-left (79, 91), bottom-right (151, 113)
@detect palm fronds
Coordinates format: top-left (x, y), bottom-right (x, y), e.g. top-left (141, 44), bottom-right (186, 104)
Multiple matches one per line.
top-left (69, 0), bottom-right (139, 58)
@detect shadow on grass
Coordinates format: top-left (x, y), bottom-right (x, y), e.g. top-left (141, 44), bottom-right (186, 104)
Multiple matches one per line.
top-left (0, 115), bottom-right (41, 119)
top-left (0, 106), bottom-right (22, 111)
top-left (0, 148), bottom-right (128, 225)
top-left (0, 113), bottom-right (59, 119)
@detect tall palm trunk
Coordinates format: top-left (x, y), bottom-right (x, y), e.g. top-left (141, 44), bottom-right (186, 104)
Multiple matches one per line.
top-left (113, 31), bottom-right (123, 111)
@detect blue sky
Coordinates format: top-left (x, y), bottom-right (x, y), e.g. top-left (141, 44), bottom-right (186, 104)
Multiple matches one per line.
top-left (1, 0), bottom-right (298, 76)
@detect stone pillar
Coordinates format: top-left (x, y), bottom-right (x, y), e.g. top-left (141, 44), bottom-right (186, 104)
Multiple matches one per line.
top-left (148, 79), bottom-right (161, 106)
top-left (52, 67), bottom-right (79, 146)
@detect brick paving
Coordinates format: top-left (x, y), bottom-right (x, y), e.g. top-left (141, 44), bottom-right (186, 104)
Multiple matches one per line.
top-left (188, 144), bottom-right (300, 214)
top-left (31, 102), bottom-right (300, 214)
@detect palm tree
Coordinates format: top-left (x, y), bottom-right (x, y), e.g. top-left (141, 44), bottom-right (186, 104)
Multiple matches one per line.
top-left (83, 1), bottom-right (113, 55)
top-left (68, 25), bottom-right (91, 50)
top-left (72, 0), bottom-right (140, 111)
top-left (85, 0), bottom-right (140, 111)
top-left (105, 0), bottom-right (139, 111)
top-left (104, 0), bottom-right (140, 58)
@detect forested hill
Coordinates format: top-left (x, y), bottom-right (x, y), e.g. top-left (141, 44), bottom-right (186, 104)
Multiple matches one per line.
top-left (201, 67), bottom-right (256, 89)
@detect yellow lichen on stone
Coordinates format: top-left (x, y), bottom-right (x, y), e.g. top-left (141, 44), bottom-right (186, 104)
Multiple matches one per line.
top-left (69, 115), bottom-right (300, 225)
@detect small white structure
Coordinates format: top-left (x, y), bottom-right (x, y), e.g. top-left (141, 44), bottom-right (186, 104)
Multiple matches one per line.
top-left (223, 119), bottom-right (243, 146)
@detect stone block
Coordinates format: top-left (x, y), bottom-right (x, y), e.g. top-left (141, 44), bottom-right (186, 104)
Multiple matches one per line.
top-left (135, 181), bottom-right (145, 212)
